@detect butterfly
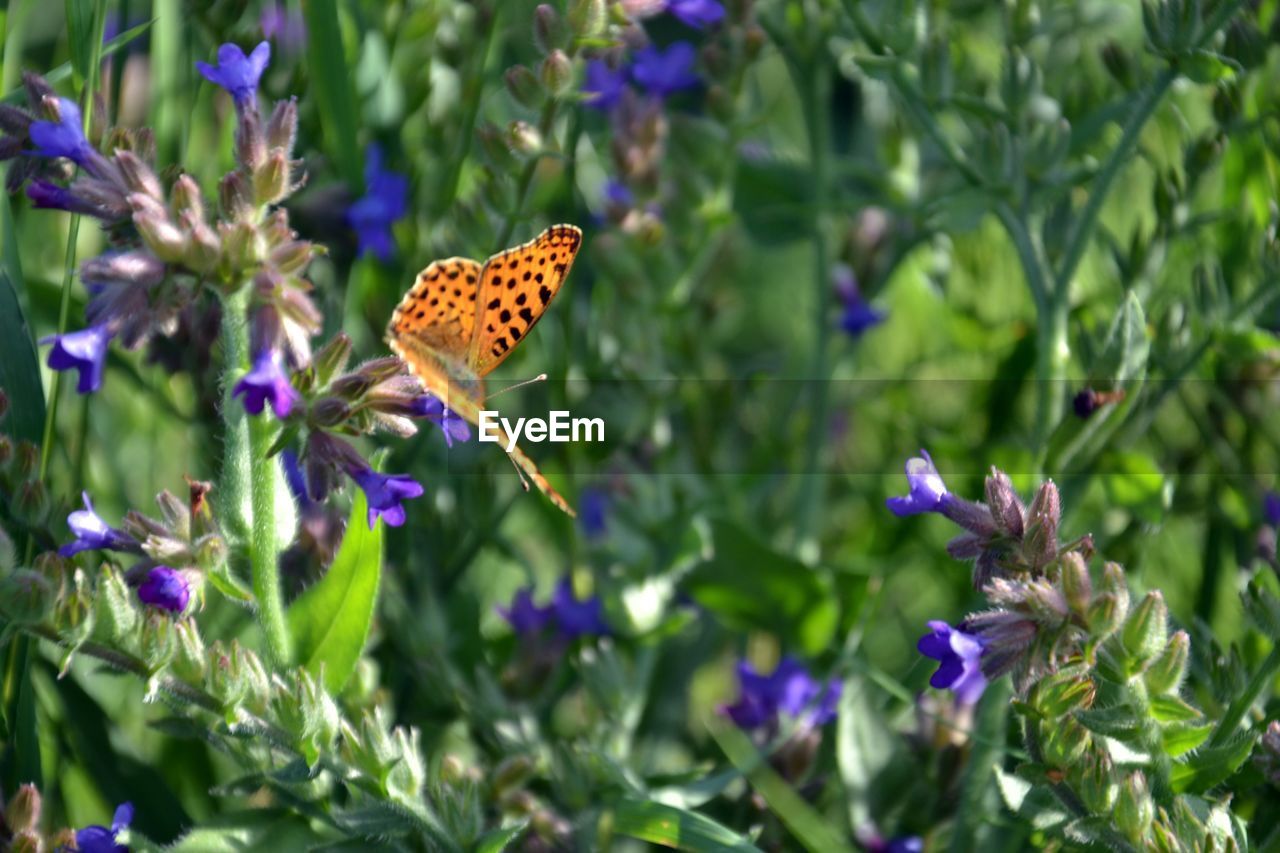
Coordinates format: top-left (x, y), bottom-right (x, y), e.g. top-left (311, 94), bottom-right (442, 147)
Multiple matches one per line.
top-left (386, 224), bottom-right (583, 516)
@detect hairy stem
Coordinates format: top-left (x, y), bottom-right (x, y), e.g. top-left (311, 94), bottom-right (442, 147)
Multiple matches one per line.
top-left (1209, 641), bottom-right (1280, 749)
top-left (218, 286), bottom-right (291, 664)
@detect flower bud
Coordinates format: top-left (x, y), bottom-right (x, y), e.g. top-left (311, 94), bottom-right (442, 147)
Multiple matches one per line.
top-left (939, 496), bottom-right (997, 538)
top-left (15, 440), bottom-right (39, 479)
top-left (131, 195), bottom-right (188, 263)
top-left (1028, 671), bottom-right (1094, 718)
top-left (310, 397), bottom-right (352, 427)
top-left (313, 333), bottom-right (354, 387)
top-left (744, 24), bottom-right (766, 59)
top-left (1121, 591), bottom-right (1168, 672)
top-left (254, 149), bottom-right (291, 206)
top-left (0, 434), bottom-right (13, 471)
top-left (235, 109), bottom-right (267, 171)
top-left (330, 372), bottom-right (374, 399)
top-left (1039, 715), bottom-right (1090, 767)
top-left (5, 783), bottom-right (42, 832)
top-left (505, 65), bottom-right (543, 109)
top-left (240, 646), bottom-right (272, 715)
top-left (171, 173), bottom-right (206, 223)
top-left (1100, 42), bottom-right (1133, 88)
top-left (533, 4), bottom-right (569, 53)
top-left (14, 478), bottom-right (49, 526)
top-left (1087, 592), bottom-right (1125, 640)
top-left (270, 240), bottom-right (317, 275)
top-left (1255, 720), bottom-right (1280, 785)
top-left (1022, 480), bottom-right (1060, 568)
top-left (985, 468), bottom-right (1025, 538)
top-left (115, 150), bottom-right (164, 201)
top-left (10, 831), bottom-right (41, 853)
top-left (440, 754), bottom-right (466, 785)
top-left (1115, 771), bottom-right (1154, 843)
top-left (357, 357), bottom-right (405, 383)
top-left (219, 170), bottom-right (255, 223)
top-left (477, 122), bottom-right (518, 171)
top-left (141, 611), bottom-right (177, 671)
top-left (388, 726), bottom-right (427, 799)
top-left (493, 755), bottom-right (536, 795)
top-left (1143, 629), bottom-right (1189, 695)
top-left (172, 617), bottom-right (207, 683)
top-left (0, 526), bottom-right (14, 574)
top-left (94, 566), bottom-right (140, 647)
top-left (220, 220), bottom-right (262, 273)
top-left (540, 50), bottom-right (574, 97)
top-left (267, 97), bottom-right (299, 154)
top-left (567, 0), bottom-right (607, 38)
top-left (183, 213), bottom-right (221, 274)
top-left (1101, 562), bottom-right (1130, 613)
top-left (1059, 551), bottom-right (1093, 617)
top-left (0, 569), bottom-right (51, 624)
top-left (207, 642), bottom-right (248, 713)
top-left (1077, 752), bottom-right (1118, 815)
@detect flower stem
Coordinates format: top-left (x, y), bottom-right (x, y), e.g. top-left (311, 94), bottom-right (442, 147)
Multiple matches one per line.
top-left (218, 287), bottom-right (291, 664)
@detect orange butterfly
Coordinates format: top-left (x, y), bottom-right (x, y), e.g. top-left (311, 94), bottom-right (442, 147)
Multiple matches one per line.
top-left (386, 224), bottom-right (583, 516)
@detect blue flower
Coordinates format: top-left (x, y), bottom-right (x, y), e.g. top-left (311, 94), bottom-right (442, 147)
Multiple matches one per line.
top-left (409, 395), bottom-right (472, 447)
top-left (917, 621), bottom-right (987, 705)
top-left (232, 350), bottom-right (299, 418)
top-left (281, 449), bottom-right (314, 509)
top-left (41, 324), bottom-right (112, 394)
top-left (75, 801), bottom-right (132, 853)
top-left (138, 566), bottom-right (190, 613)
top-left (350, 466), bottom-right (424, 528)
top-left (724, 657), bottom-right (841, 731)
top-left (582, 60), bottom-right (628, 111)
top-left (59, 492), bottom-right (137, 557)
top-left (348, 145), bottom-right (409, 261)
top-left (196, 41), bottom-right (271, 107)
top-left (885, 449), bottom-right (949, 517)
top-left (1266, 491), bottom-right (1280, 527)
top-left (667, 0), bottom-right (725, 29)
top-left (884, 838), bottom-right (925, 853)
top-left (630, 42), bottom-right (701, 98)
top-left (579, 487), bottom-right (609, 539)
top-left (498, 587), bottom-right (554, 635)
top-left (26, 180), bottom-right (101, 216)
top-left (841, 299), bottom-right (887, 337)
top-left (28, 98), bottom-right (96, 167)
top-left (552, 577), bottom-right (609, 637)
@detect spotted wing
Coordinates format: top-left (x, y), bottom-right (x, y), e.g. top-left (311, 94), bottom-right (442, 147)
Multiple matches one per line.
top-left (467, 224), bottom-right (582, 377)
top-left (387, 257), bottom-right (483, 359)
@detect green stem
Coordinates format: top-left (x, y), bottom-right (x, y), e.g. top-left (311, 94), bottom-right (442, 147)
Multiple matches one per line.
top-left (1209, 641), bottom-right (1280, 749)
top-left (218, 287), bottom-right (291, 664)
top-left (1124, 678), bottom-right (1174, 806)
top-left (794, 58), bottom-right (832, 560)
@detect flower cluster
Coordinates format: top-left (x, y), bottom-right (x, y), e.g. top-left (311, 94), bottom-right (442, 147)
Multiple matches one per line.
top-left (1, 45), bottom-right (314, 396)
top-left (722, 656), bottom-right (841, 733)
top-left (499, 577), bottom-right (610, 639)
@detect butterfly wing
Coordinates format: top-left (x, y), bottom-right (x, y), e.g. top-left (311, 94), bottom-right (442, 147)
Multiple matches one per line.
top-left (387, 257), bottom-right (484, 358)
top-left (467, 224), bottom-right (582, 377)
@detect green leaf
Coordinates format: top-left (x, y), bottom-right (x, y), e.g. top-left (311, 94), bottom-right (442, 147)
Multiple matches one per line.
top-left (686, 520), bottom-right (838, 655)
top-left (612, 798), bottom-right (761, 853)
top-left (0, 266), bottom-right (44, 447)
top-left (65, 0), bottom-right (106, 88)
top-left (302, 0), bottom-right (364, 188)
top-left (1075, 704), bottom-right (1144, 741)
top-left (710, 721), bottom-right (853, 853)
top-left (1149, 694), bottom-right (1203, 724)
top-left (1162, 722), bottom-right (1213, 758)
top-left (287, 491), bottom-right (382, 692)
top-left (837, 676), bottom-right (898, 831)
top-left (164, 809), bottom-right (330, 852)
top-left (1170, 732), bottom-right (1255, 794)
top-left (949, 679), bottom-right (1011, 853)
top-left (473, 822), bottom-right (528, 853)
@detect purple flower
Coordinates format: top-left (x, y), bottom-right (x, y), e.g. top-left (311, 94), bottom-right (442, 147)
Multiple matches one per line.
top-left (630, 43), bottom-right (701, 98)
top-left (885, 838), bottom-right (925, 853)
top-left (28, 98), bottom-right (95, 167)
top-left (552, 577), bottom-right (609, 637)
top-left (26, 180), bottom-right (99, 216)
top-left (261, 3), bottom-right (307, 56)
top-left (1266, 491), bottom-right (1280, 527)
top-left (724, 657), bottom-right (841, 731)
top-left (666, 0), bottom-right (725, 29)
top-left (499, 587), bottom-right (554, 635)
top-left (579, 487), bottom-right (609, 539)
top-left (841, 299), bottom-right (887, 337)
top-left (75, 802), bottom-right (133, 853)
top-left (917, 621), bottom-right (987, 705)
top-left (409, 395), bottom-right (472, 447)
top-left (348, 145), bottom-right (409, 261)
top-left (41, 324), bottom-right (112, 394)
top-left (59, 492), bottom-right (137, 557)
top-left (604, 179), bottom-right (633, 209)
top-left (138, 567), bottom-right (190, 613)
top-left (232, 350), bottom-right (299, 418)
top-left (885, 449), bottom-right (949, 517)
top-left (582, 60), bottom-right (628, 111)
top-left (197, 42), bottom-right (271, 107)
top-left (281, 449), bottom-right (314, 509)
top-left (349, 466), bottom-right (424, 528)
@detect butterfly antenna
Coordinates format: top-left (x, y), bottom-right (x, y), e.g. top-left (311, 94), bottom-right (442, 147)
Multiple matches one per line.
top-left (483, 373), bottom-right (547, 402)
